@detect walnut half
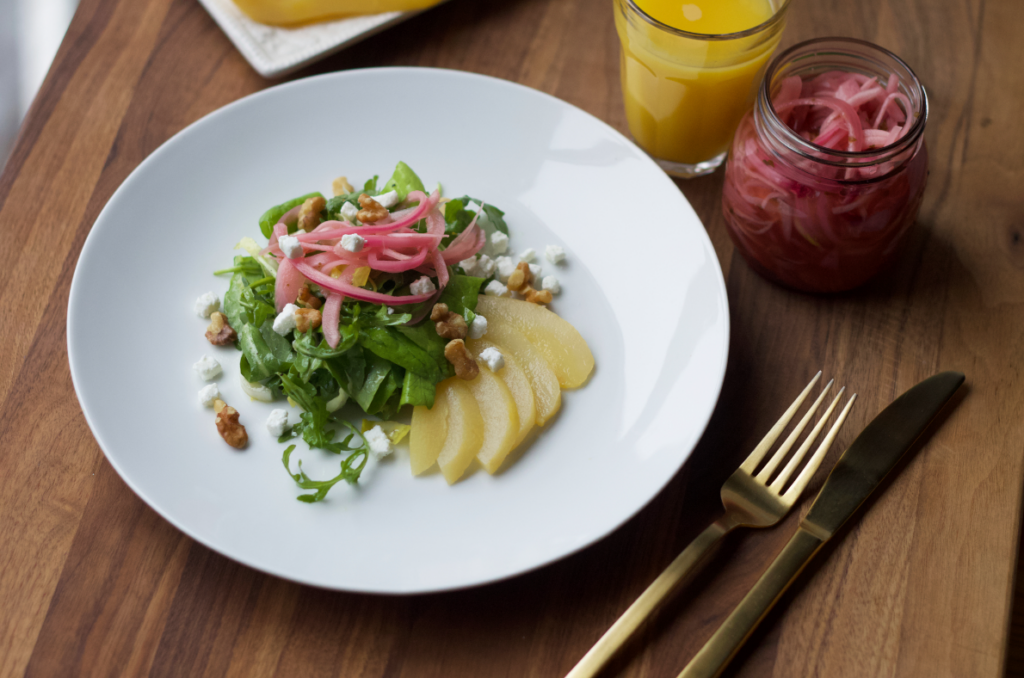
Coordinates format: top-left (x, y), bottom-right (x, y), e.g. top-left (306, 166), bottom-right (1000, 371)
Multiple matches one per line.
top-left (356, 194), bottom-right (389, 223)
top-left (444, 339), bottom-right (479, 380)
top-left (213, 399), bottom-right (248, 449)
top-left (431, 303), bottom-right (468, 340)
top-left (205, 312), bottom-right (237, 346)
top-left (297, 195), bottom-right (326, 232)
top-left (507, 261), bottom-right (552, 305)
top-left (295, 308), bottom-right (322, 333)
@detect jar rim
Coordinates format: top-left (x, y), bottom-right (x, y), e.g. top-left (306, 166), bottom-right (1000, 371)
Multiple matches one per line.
top-left (623, 0), bottom-right (791, 41)
top-left (758, 37), bottom-right (928, 165)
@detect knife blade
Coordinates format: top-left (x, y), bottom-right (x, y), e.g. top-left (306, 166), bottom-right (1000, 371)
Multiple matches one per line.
top-left (678, 371), bottom-right (965, 678)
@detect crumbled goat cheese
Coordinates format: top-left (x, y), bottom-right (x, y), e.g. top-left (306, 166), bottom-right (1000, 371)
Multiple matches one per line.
top-left (489, 231), bottom-right (509, 255)
top-left (278, 234), bottom-right (304, 259)
top-left (459, 257), bottom-right (479, 276)
top-left (372, 190), bottom-right (400, 209)
top-left (518, 248), bottom-right (536, 263)
top-left (266, 409), bottom-right (289, 437)
top-left (198, 383), bottom-right (220, 407)
top-left (541, 275), bottom-right (561, 294)
top-left (193, 355), bottom-right (222, 381)
top-left (495, 256), bottom-right (516, 282)
top-left (468, 314), bottom-right (488, 339)
top-left (545, 244), bottom-right (566, 264)
top-left (484, 280), bottom-right (510, 297)
top-left (529, 263), bottom-right (542, 279)
top-left (476, 254), bottom-right (496, 277)
top-left (340, 233), bottom-right (366, 253)
top-left (479, 347), bottom-right (505, 372)
top-left (340, 201), bottom-right (360, 222)
top-left (272, 303), bottom-right (300, 335)
top-left (365, 425), bottom-right (393, 459)
top-left (410, 276), bottom-right (436, 296)
top-left (194, 292), bottom-right (220, 318)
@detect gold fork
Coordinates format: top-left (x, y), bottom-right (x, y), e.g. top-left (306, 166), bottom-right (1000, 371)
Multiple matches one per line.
top-left (565, 372), bottom-right (856, 678)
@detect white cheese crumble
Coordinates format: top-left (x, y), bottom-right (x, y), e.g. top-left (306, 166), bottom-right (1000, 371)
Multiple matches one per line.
top-left (340, 201), bottom-right (360, 222)
top-left (278, 234), bottom-right (304, 259)
top-left (476, 254), bottom-right (496, 277)
top-left (459, 257), bottom-right (479, 276)
top-left (484, 280), bottom-right (510, 297)
top-left (373, 190), bottom-right (400, 209)
top-left (410, 276), bottom-right (436, 296)
top-left (193, 355), bottom-right (222, 381)
top-left (266, 409), bottom-right (289, 437)
top-left (489, 231), bottom-right (509, 255)
top-left (518, 247), bottom-right (536, 263)
top-left (468, 314), bottom-right (488, 339)
top-left (479, 347), bottom-right (505, 372)
top-left (387, 307), bottom-right (395, 315)
top-left (194, 292), bottom-right (220, 318)
top-left (541, 275), bottom-right (561, 294)
top-left (545, 244), bottom-right (566, 264)
top-left (272, 303), bottom-right (300, 336)
top-left (340, 233), bottom-right (366, 253)
top-left (495, 256), bottom-right (516, 282)
top-left (198, 383), bottom-right (220, 407)
top-left (529, 263), bottom-right (542, 279)
top-left (365, 425), bottom-right (393, 459)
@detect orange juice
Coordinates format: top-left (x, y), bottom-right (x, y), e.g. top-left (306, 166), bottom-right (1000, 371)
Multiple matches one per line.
top-left (614, 0), bottom-right (787, 174)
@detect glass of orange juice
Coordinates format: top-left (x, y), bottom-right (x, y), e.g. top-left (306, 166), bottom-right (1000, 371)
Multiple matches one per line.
top-left (614, 0), bottom-right (789, 178)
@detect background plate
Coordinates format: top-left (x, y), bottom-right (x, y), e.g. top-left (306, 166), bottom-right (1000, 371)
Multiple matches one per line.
top-left (68, 68), bottom-right (729, 593)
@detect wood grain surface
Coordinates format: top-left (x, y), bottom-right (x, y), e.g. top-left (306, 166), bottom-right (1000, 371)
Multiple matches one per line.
top-left (2, 0), bottom-right (1022, 676)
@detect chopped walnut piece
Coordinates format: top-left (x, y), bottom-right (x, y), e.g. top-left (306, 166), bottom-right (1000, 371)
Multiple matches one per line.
top-left (524, 288), bottom-right (553, 305)
top-left (431, 303), bottom-right (468, 340)
top-left (205, 312), bottom-right (237, 346)
top-left (295, 308), bottom-right (322, 333)
top-left (296, 286), bottom-right (322, 310)
top-left (508, 261), bottom-right (551, 304)
top-left (332, 176), bottom-right (355, 196)
top-left (214, 400), bottom-right (248, 449)
top-left (356, 193), bottom-right (389, 223)
top-left (297, 196), bottom-right (326, 232)
top-left (506, 261), bottom-right (533, 293)
top-left (444, 339), bottom-right (479, 380)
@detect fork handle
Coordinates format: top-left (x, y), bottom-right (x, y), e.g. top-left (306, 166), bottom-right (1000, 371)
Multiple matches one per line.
top-left (677, 527), bottom-right (825, 678)
top-left (565, 520), bottom-right (732, 678)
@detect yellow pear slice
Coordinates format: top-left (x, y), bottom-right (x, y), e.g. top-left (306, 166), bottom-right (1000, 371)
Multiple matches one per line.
top-left (436, 378), bottom-right (485, 484)
top-left (476, 295), bottom-right (594, 388)
top-left (467, 337), bottom-right (535, 449)
top-left (463, 364), bottom-right (519, 474)
top-left (478, 321), bottom-right (561, 426)
top-left (410, 387), bottom-right (449, 475)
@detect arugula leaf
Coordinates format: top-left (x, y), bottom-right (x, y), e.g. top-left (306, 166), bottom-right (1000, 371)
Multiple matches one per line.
top-left (368, 365), bottom-right (403, 416)
top-left (360, 326), bottom-right (446, 383)
top-left (258, 192), bottom-right (323, 239)
top-left (281, 427), bottom-right (368, 503)
top-left (279, 373), bottom-right (341, 451)
top-left (400, 370), bottom-right (436, 408)
top-left (238, 323), bottom-right (286, 381)
top-left (382, 161), bottom-right (426, 201)
top-left (443, 199), bottom-right (477, 240)
top-left (455, 196), bottom-right (508, 235)
top-left (223, 273), bottom-right (249, 330)
top-left (353, 354), bottom-right (391, 413)
top-left (395, 323), bottom-right (454, 381)
top-left (293, 325), bottom-right (359, 359)
top-left (363, 175), bottom-right (379, 194)
top-left (438, 274), bottom-right (484, 318)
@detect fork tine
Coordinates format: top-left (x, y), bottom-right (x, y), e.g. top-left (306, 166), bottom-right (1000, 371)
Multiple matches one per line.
top-left (739, 371), bottom-right (821, 474)
top-left (769, 387), bottom-right (845, 491)
top-left (781, 393), bottom-right (857, 502)
top-left (755, 379), bottom-right (834, 482)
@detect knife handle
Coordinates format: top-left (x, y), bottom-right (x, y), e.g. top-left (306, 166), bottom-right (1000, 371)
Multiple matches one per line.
top-left (565, 520), bottom-right (731, 678)
top-left (678, 527), bottom-right (826, 678)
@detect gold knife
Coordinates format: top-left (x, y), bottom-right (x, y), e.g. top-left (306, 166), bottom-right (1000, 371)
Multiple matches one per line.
top-left (679, 371), bottom-right (965, 678)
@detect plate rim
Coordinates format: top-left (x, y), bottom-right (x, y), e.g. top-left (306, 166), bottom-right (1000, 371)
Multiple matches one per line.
top-left (67, 66), bottom-right (730, 593)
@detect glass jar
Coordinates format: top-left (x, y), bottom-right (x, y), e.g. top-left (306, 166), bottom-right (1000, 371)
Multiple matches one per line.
top-left (721, 37), bottom-right (929, 292)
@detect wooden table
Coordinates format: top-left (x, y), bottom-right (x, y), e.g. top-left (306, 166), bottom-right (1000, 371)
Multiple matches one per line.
top-left (3, 0), bottom-right (1022, 675)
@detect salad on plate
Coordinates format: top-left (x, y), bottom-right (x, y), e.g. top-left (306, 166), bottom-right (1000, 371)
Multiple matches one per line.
top-left (192, 162), bottom-right (593, 501)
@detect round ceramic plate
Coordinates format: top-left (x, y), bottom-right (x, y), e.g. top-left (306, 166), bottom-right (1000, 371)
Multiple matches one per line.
top-left (68, 68), bottom-right (729, 593)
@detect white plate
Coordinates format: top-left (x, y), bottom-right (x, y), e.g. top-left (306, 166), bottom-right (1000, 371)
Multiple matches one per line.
top-left (198, 0), bottom-right (450, 78)
top-left (68, 68), bottom-right (729, 593)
